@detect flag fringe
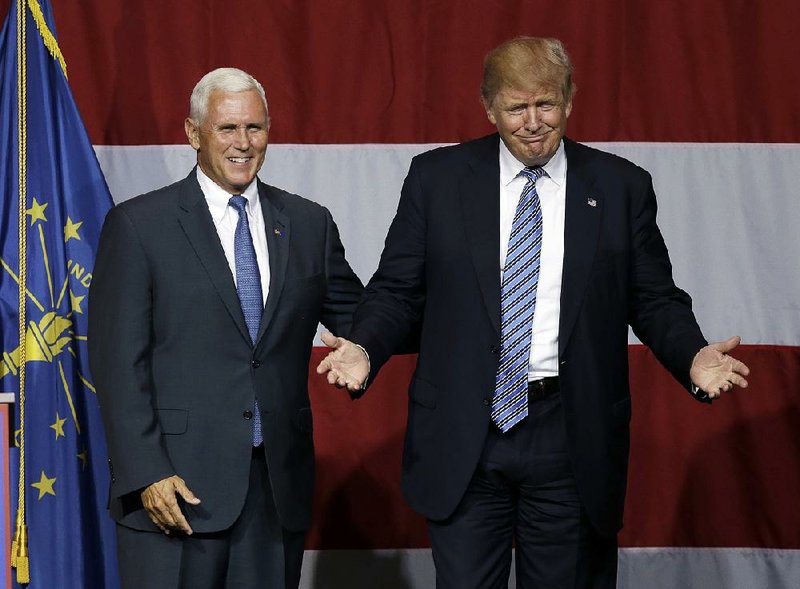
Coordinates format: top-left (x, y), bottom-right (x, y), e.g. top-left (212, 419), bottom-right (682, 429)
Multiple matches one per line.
top-left (27, 0), bottom-right (66, 78)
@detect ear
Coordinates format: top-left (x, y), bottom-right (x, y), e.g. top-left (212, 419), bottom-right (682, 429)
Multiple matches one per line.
top-left (185, 118), bottom-right (201, 150)
top-left (482, 98), bottom-right (498, 125)
top-left (564, 99), bottom-right (573, 118)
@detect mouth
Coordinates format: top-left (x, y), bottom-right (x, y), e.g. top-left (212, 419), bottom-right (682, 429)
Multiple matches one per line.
top-left (227, 156), bottom-right (252, 165)
top-left (517, 132), bottom-right (549, 144)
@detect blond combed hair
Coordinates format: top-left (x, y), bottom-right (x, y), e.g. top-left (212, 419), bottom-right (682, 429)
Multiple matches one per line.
top-left (481, 37), bottom-right (576, 106)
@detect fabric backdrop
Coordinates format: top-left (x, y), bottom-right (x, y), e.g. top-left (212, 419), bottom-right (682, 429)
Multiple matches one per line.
top-left (19, 0), bottom-right (800, 586)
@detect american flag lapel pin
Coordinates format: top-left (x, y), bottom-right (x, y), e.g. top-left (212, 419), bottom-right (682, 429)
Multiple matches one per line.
top-left (587, 197), bottom-right (597, 207)
top-left (274, 227), bottom-right (283, 237)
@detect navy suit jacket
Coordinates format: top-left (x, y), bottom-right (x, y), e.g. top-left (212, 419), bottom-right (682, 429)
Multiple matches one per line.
top-left (349, 135), bottom-right (707, 536)
top-left (89, 170), bottom-right (363, 533)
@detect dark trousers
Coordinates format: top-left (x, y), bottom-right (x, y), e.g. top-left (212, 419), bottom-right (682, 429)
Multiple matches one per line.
top-left (427, 391), bottom-right (617, 589)
top-left (116, 448), bottom-right (306, 589)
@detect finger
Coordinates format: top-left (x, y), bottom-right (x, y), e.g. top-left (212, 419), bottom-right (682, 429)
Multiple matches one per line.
top-left (174, 481), bottom-right (201, 505)
top-left (154, 498), bottom-right (180, 528)
top-left (146, 511), bottom-right (169, 534)
top-left (346, 381), bottom-right (362, 393)
top-left (316, 357), bottom-right (332, 374)
top-left (728, 374), bottom-right (749, 388)
top-left (142, 494), bottom-right (169, 526)
top-left (327, 370), bottom-right (340, 385)
top-left (164, 494), bottom-right (194, 533)
top-left (318, 351), bottom-right (342, 373)
top-left (712, 335), bottom-right (741, 354)
top-left (171, 509), bottom-right (194, 535)
top-left (148, 506), bottom-right (176, 533)
top-left (729, 358), bottom-right (750, 377)
top-left (320, 332), bottom-right (341, 349)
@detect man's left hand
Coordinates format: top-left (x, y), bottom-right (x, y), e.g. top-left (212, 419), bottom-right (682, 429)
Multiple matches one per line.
top-left (690, 336), bottom-right (750, 400)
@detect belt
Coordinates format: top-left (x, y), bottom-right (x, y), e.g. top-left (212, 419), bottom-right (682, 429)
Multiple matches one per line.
top-left (528, 376), bottom-right (559, 400)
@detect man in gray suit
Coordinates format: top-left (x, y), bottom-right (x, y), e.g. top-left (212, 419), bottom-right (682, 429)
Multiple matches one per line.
top-left (89, 68), bottom-right (362, 589)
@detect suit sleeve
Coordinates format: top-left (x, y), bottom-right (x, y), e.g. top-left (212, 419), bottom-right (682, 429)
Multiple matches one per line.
top-left (349, 158), bottom-right (428, 383)
top-left (627, 172), bottom-right (708, 391)
top-left (88, 206), bottom-right (176, 501)
top-left (320, 208), bottom-right (364, 337)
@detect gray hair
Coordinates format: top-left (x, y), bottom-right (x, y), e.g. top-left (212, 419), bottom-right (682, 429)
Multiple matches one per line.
top-left (189, 67), bottom-right (268, 123)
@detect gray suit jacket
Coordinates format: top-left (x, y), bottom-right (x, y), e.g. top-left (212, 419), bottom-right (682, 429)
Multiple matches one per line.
top-left (89, 170), bottom-right (362, 533)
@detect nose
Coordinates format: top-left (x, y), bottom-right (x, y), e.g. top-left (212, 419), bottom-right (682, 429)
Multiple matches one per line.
top-left (232, 127), bottom-right (251, 150)
top-left (522, 107), bottom-right (539, 130)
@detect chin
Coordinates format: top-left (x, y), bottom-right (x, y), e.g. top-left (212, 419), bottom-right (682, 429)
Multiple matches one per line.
top-left (228, 175), bottom-right (256, 188)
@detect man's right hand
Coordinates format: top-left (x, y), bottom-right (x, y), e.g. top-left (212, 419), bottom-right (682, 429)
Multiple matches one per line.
top-left (141, 475), bottom-right (201, 535)
top-left (316, 332), bottom-right (369, 393)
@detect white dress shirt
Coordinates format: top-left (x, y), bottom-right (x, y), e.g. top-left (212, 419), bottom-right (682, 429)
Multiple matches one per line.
top-left (196, 167), bottom-right (270, 305)
top-left (498, 139), bottom-right (567, 378)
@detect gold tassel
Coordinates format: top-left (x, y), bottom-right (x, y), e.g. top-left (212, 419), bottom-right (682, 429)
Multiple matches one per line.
top-left (11, 510), bottom-right (23, 567)
top-left (15, 523), bottom-right (30, 583)
top-left (10, 538), bottom-right (18, 567)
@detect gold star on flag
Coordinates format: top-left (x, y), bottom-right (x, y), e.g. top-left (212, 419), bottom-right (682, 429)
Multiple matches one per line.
top-left (32, 471), bottom-right (56, 500)
top-left (70, 290), bottom-right (86, 314)
top-left (50, 413), bottom-right (67, 439)
top-left (64, 216), bottom-right (83, 242)
top-left (77, 449), bottom-right (88, 471)
top-left (26, 198), bottom-right (49, 225)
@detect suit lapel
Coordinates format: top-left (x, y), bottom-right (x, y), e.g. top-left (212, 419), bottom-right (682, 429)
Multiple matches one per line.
top-left (460, 135), bottom-right (502, 338)
top-left (255, 182), bottom-right (290, 344)
top-left (176, 172), bottom-right (252, 345)
top-left (559, 139), bottom-right (603, 356)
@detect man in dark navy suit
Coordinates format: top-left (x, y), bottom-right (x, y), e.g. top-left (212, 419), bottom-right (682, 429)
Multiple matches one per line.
top-left (317, 38), bottom-right (749, 587)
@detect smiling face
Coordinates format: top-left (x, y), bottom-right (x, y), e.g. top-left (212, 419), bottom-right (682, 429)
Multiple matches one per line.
top-left (484, 85), bottom-right (572, 167)
top-left (185, 89), bottom-right (269, 194)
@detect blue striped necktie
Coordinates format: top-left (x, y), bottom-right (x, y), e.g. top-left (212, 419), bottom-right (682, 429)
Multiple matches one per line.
top-left (492, 166), bottom-right (545, 433)
top-left (229, 195), bottom-right (263, 447)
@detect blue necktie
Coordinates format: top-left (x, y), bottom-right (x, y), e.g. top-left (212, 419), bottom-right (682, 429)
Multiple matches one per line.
top-left (492, 166), bottom-right (545, 433)
top-left (229, 195), bottom-right (263, 446)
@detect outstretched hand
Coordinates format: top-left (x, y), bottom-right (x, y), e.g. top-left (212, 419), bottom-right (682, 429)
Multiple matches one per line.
top-left (690, 336), bottom-right (750, 400)
top-left (316, 332), bottom-right (369, 393)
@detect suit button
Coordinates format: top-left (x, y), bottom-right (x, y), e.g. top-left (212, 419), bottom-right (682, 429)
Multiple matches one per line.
top-left (251, 360), bottom-right (261, 368)
top-left (243, 410), bottom-right (253, 420)
top-left (483, 398), bottom-right (491, 406)
top-left (488, 345), bottom-right (499, 355)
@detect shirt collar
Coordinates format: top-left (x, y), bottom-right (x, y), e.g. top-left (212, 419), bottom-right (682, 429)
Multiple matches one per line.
top-left (196, 166), bottom-right (260, 223)
top-left (499, 138), bottom-right (567, 188)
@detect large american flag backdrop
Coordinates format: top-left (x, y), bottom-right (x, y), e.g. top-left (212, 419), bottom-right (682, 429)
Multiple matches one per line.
top-left (36, 1), bottom-right (800, 587)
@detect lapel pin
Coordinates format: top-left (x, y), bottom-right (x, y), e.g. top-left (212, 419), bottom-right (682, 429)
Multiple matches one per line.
top-left (274, 227), bottom-right (283, 237)
top-left (587, 197), bottom-right (597, 207)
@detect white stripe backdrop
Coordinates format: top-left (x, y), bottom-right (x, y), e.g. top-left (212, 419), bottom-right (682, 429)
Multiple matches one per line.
top-left (299, 548), bottom-right (800, 589)
top-left (95, 143), bottom-right (800, 346)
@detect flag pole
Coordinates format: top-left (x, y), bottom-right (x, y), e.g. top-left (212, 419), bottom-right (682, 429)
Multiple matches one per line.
top-left (10, 0), bottom-right (30, 582)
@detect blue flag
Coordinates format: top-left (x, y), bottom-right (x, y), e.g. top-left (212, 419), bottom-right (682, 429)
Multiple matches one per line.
top-left (0, 1), bottom-right (120, 587)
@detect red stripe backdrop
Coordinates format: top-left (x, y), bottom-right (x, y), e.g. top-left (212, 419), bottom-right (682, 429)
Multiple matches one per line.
top-left (26, 0), bottom-right (800, 144)
top-left (306, 347), bottom-right (800, 550)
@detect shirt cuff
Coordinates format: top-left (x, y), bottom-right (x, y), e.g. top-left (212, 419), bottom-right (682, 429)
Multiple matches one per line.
top-left (691, 382), bottom-right (713, 404)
